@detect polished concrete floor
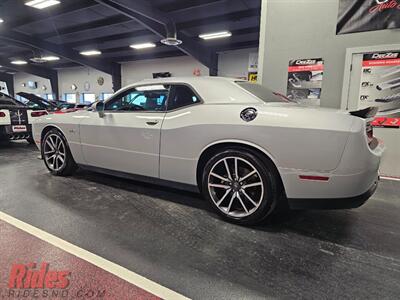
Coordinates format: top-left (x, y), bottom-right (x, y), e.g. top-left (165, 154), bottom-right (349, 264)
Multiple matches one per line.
top-left (1, 141), bottom-right (400, 299)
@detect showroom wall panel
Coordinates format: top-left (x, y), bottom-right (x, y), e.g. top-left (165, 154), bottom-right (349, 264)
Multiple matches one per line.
top-left (258, 0), bottom-right (399, 109)
top-left (218, 48), bottom-right (258, 79)
top-left (14, 73), bottom-right (52, 96)
top-left (58, 67), bottom-right (113, 100)
top-left (121, 56), bottom-right (209, 86)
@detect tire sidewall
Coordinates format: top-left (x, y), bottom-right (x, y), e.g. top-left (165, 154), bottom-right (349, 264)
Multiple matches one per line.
top-left (202, 148), bottom-right (279, 225)
top-left (41, 129), bottom-right (70, 175)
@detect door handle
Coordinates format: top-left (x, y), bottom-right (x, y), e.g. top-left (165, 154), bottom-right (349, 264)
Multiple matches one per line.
top-left (146, 120), bottom-right (159, 126)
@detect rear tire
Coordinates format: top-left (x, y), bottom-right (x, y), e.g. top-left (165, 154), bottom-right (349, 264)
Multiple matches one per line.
top-left (41, 129), bottom-right (77, 176)
top-left (201, 147), bottom-right (281, 225)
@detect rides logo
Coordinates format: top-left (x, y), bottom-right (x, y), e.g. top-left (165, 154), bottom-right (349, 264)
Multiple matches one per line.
top-left (337, 0), bottom-right (400, 34)
top-left (369, 0), bottom-right (400, 13)
top-left (8, 262), bottom-right (71, 289)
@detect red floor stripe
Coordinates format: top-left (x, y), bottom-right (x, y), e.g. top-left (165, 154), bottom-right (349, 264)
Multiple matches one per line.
top-left (0, 220), bottom-right (160, 299)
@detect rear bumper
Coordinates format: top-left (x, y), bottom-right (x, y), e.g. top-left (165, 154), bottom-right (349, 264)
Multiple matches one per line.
top-left (0, 124), bottom-right (32, 140)
top-left (287, 179), bottom-right (378, 210)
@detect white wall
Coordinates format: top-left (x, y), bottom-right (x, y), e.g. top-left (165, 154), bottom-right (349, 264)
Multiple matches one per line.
top-left (14, 72), bottom-right (52, 96)
top-left (122, 56), bottom-right (209, 86)
top-left (218, 48), bottom-right (258, 79)
top-left (258, 0), bottom-right (400, 109)
top-left (58, 67), bottom-right (113, 100)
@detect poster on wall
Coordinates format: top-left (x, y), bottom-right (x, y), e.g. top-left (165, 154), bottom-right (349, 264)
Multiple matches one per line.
top-left (336, 0), bottom-right (400, 35)
top-left (358, 51), bottom-right (400, 128)
top-left (286, 58), bottom-right (324, 106)
top-left (248, 53), bottom-right (258, 83)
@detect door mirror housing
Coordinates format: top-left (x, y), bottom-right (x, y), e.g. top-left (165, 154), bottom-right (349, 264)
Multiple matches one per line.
top-left (95, 101), bottom-right (105, 118)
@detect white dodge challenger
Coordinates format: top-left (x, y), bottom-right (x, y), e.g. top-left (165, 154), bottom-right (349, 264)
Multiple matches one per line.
top-left (32, 77), bottom-right (384, 225)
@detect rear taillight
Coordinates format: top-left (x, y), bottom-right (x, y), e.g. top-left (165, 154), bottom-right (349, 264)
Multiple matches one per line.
top-left (0, 112), bottom-right (5, 117)
top-left (31, 111), bottom-right (48, 117)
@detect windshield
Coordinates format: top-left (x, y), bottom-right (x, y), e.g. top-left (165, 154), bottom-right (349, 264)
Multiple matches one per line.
top-left (236, 82), bottom-right (293, 103)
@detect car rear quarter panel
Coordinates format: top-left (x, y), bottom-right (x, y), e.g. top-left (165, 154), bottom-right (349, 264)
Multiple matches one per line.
top-left (159, 104), bottom-right (355, 186)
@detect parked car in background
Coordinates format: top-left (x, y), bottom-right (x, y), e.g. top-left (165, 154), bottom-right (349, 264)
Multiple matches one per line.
top-left (0, 92), bottom-right (47, 143)
top-left (17, 92), bottom-right (58, 112)
top-left (32, 77), bottom-right (383, 225)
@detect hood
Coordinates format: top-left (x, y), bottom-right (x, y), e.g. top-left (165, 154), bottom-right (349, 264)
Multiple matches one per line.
top-left (17, 92), bottom-right (56, 109)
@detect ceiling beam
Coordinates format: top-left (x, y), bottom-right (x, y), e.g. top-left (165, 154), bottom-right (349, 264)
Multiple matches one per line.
top-left (8, 0), bottom-right (98, 29)
top-left (37, 15), bottom-right (133, 40)
top-left (0, 29), bottom-right (118, 75)
top-left (43, 8), bottom-right (259, 49)
top-left (94, 0), bottom-right (217, 73)
top-left (0, 57), bottom-right (57, 80)
top-left (158, 0), bottom-right (228, 13)
top-left (64, 30), bottom-right (151, 49)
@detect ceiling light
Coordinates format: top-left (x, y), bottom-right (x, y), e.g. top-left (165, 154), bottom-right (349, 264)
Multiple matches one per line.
top-left (80, 50), bottom-right (102, 56)
top-left (11, 60), bottom-right (28, 65)
top-left (160, 37), bottom-right (182, 46)
top-left (0, 18), bottom-right (4, 23)
top-left (199, 31), bottom-right (232, 40)
top-left (130, 43), bottom-right (156, 50)
top-left (42, 56), bottom-right (60, 61)
top-left (25, 0), bottom-right (60, 10)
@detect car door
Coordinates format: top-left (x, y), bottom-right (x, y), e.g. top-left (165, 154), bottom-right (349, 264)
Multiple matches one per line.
top-left (79, 84), bottom-right (170, 178)
top-left (160, 84), bottom-right (203, 185)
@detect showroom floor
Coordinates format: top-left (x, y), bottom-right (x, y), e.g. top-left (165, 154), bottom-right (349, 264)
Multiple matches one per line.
top-left (1, 141), bottom-right (400, 299)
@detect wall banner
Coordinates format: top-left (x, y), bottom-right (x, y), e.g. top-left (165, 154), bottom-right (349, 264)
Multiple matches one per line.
top-left (337, 0), bottom-right (400, 35)
top-left (359, 51), bottom-right (400, 128)
top-left (286, 58), bottom-right (324, 106)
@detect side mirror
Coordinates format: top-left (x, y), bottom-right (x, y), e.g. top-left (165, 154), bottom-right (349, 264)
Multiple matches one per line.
top-left (95, 101), bottom-right (105, 118)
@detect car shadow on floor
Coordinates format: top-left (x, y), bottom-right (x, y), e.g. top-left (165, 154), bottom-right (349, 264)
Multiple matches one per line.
top-left (70, 168), bottom-right (356, 245)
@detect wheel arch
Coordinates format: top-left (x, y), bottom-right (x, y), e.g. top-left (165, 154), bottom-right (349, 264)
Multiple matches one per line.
top-left (196, 140), bottom-right (285, 193)
top-left (41, 124), bottom-right (67, 142)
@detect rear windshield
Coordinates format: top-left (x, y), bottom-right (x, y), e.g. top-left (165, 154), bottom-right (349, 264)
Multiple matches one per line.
top-left (236, 82), bottom-right (291, 103)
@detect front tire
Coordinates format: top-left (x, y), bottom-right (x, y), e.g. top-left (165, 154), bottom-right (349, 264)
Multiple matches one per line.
top-left (41, 129), bottom-right (77, 176)
top-left (202, 148), bottom-right (281, 225)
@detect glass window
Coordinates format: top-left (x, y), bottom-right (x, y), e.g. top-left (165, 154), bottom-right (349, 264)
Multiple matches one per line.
top-left (102, 93), bottom-right (113, 100)
top-left (65, 93), bottom-right (77, 104)
top-left (105, 85), bottom-right (169, 112)
top-left (83, 93), bottom-right (96, 104)
top-left (236, 82), bottom-right (291, 103)
top-left (167, 85), bottom-right (200, 110)
top-left (46, 94), bottom-right (54, 100)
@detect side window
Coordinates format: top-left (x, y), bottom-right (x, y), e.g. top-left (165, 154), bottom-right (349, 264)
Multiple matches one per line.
top-left (105, 85), bottom-right (169, 112)
top-left (168, 85), bottom-right (200, 110)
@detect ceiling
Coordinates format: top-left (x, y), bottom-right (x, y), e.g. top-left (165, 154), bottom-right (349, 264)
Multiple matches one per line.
top-left (0, 0), bottom-right (260, 75)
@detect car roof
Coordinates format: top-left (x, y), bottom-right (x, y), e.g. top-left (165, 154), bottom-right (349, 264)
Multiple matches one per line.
top-left (116, 77), bottom-right (257, 104)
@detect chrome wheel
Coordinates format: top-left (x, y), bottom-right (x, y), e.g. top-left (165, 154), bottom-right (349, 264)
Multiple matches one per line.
top-left (43, 134), bottom-right (66, 172)
top-left (207, 156), bottom-right (264, 218)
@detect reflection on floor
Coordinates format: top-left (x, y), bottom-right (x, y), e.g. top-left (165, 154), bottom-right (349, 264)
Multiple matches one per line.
top-left (1, 141), bottom-right (400, 299)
